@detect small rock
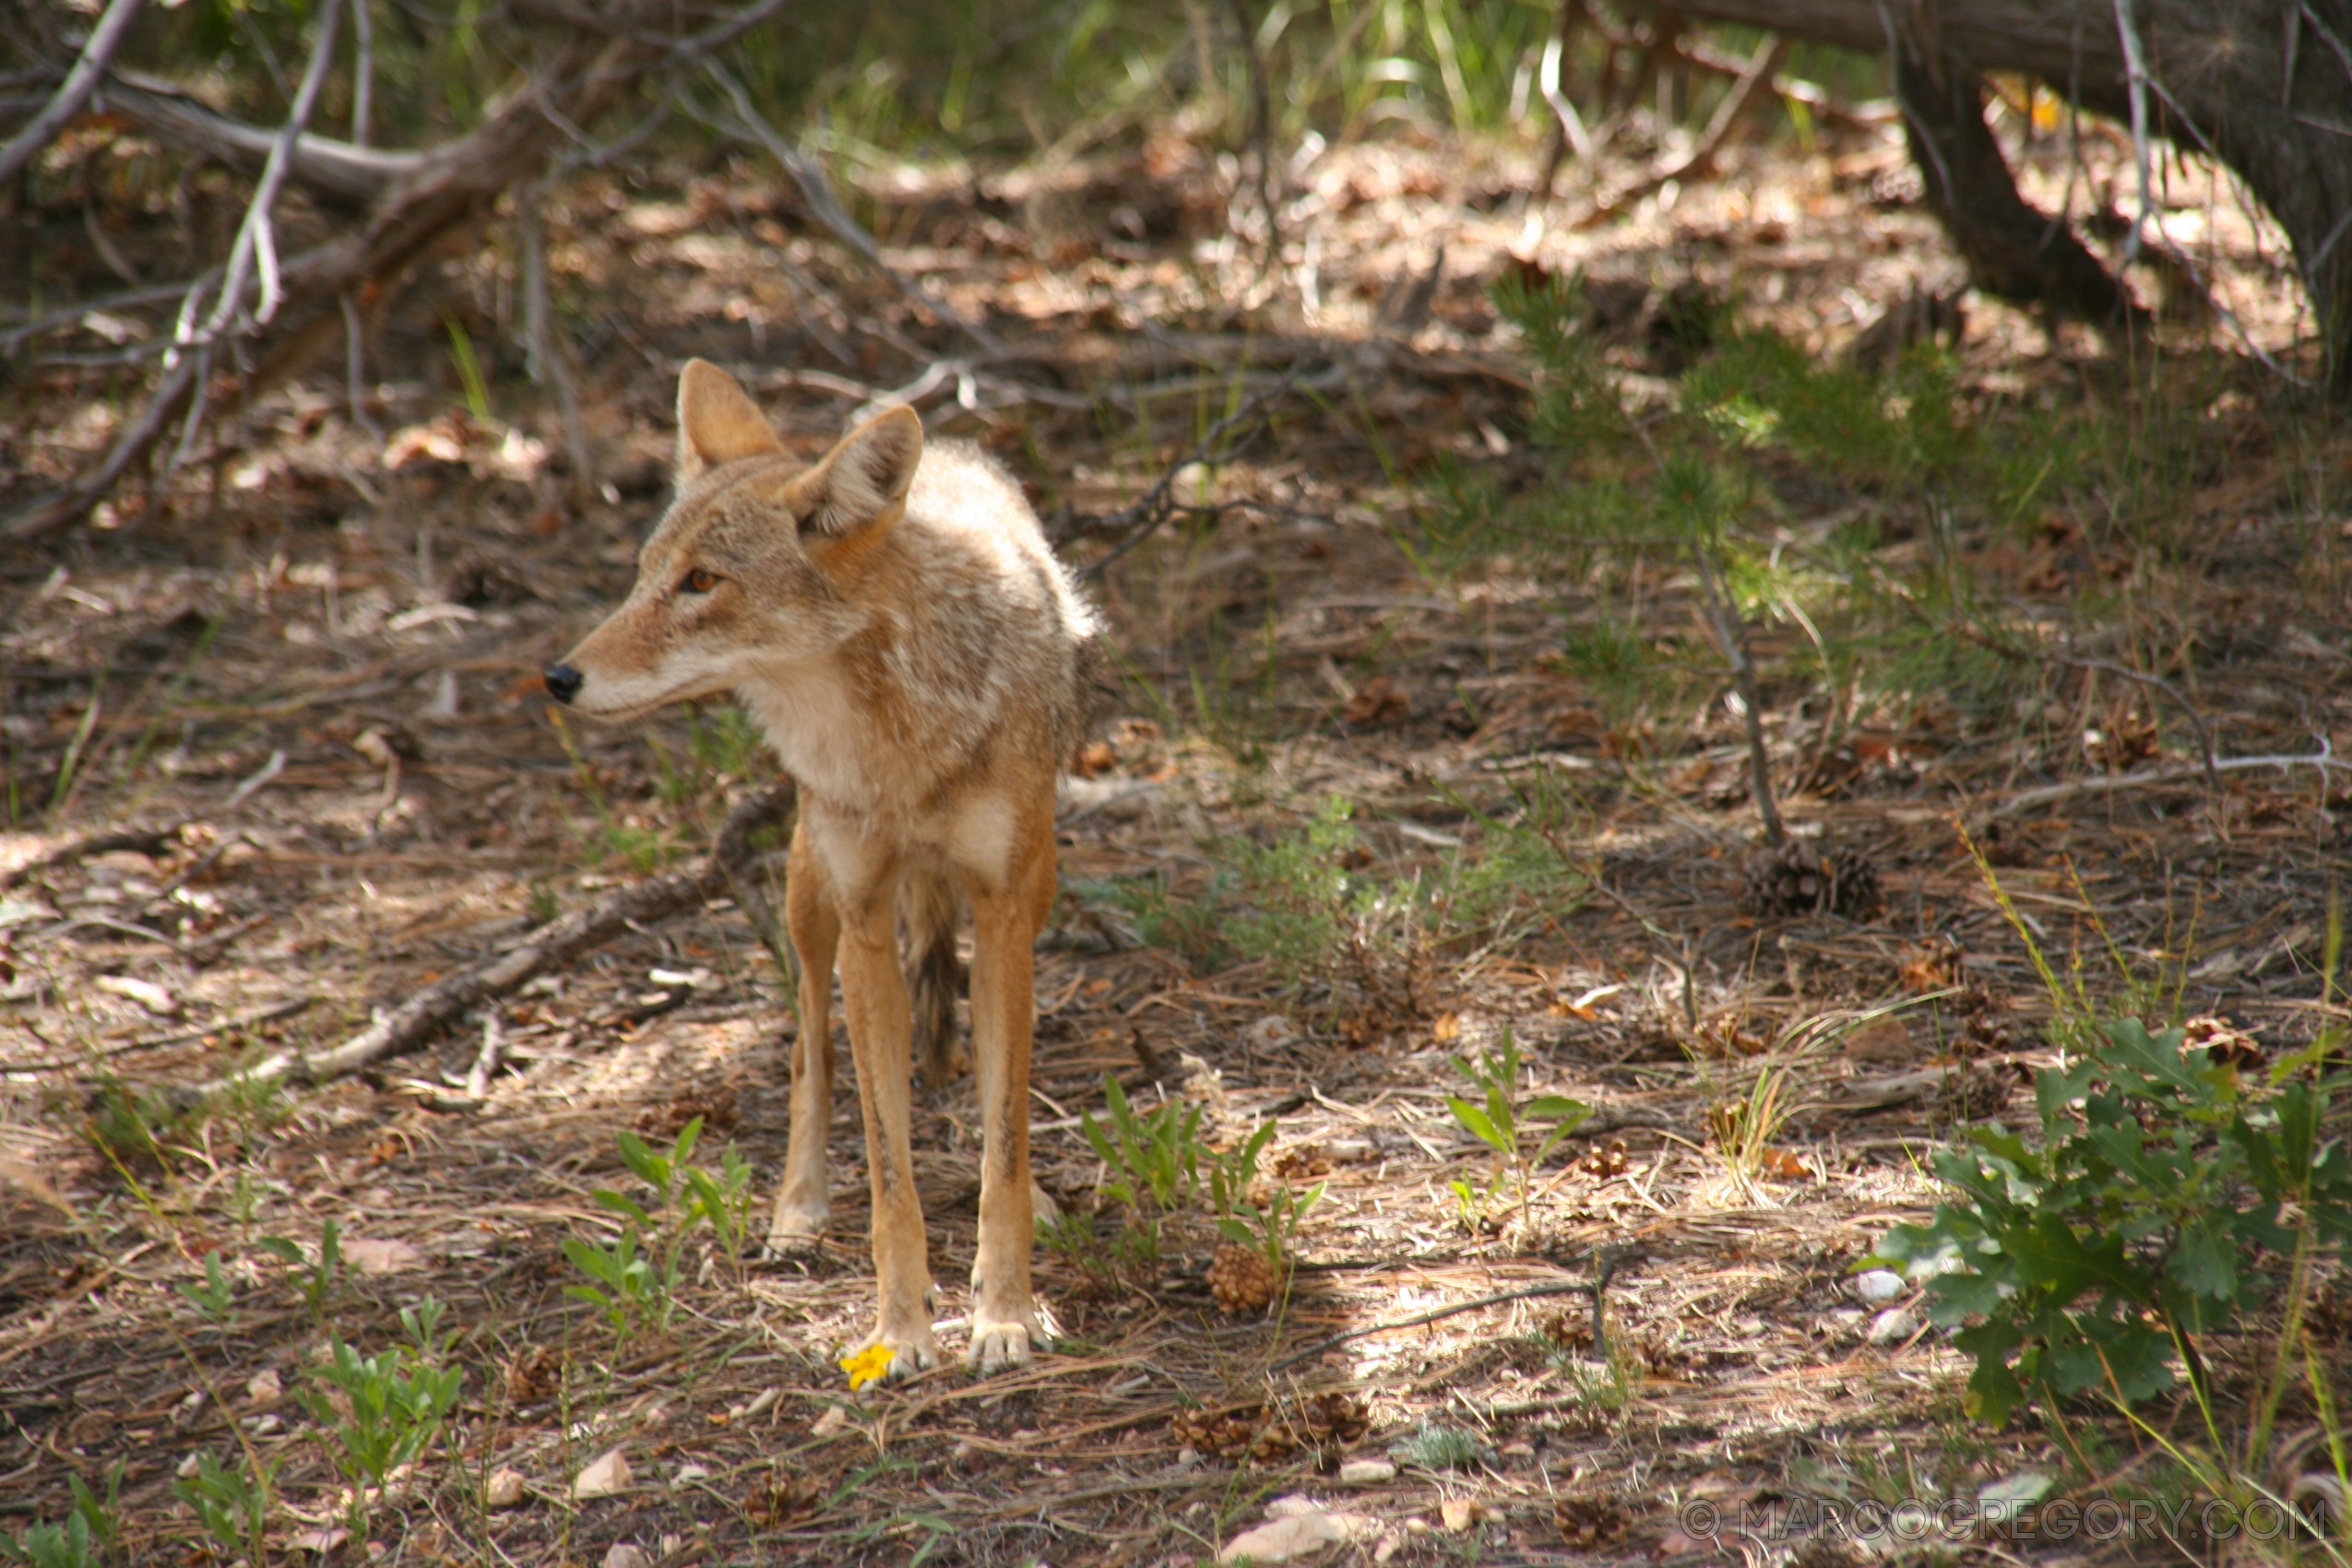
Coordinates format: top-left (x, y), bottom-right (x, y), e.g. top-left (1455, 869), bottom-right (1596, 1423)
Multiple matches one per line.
top-left (1372, 1533), bottom-right (1402, 1565)
top-left (341, 1238), bottom-right (422, 1275)
top-left (602, 1546), bottom-right (649, 1568)
top-left (572, 1448), bottom-right (630, 1500)
top-left (1244, 1015), bottom-right (1299, 1050)
top-left (1867, 1307), bottom-right (1919, 1346)
top-left (1854, 1269), bottom-right (1905, 1303)
top-left (245, 1369), bottom-right (284, 1408)
top-left (671, 1464), bottom-right (710, 1488)
top-left (1265, 1495), bottom-right (1324, 1518)
top-left (1338, 1459), bottom-right (1396, 1486)
top-left (1325, 1138), bottom-right (1376, 1162)
top-left (809, 1405), bottom-right (850, 1440)
top-left (93, 974), bottom-right (177, 1015)
top-left (1218, 1511), bottom-right (1363, 1563)
top-left (485, 1468), bottom-right (528, 1509)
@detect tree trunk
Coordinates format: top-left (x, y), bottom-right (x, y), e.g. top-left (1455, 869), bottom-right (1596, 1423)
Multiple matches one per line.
top-left (1643, 0), bottom-right (2352, 390)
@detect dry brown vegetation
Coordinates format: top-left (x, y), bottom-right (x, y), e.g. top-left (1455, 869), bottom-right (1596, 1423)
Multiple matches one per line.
top-left (5, 59), bottom-right (2352, 1568)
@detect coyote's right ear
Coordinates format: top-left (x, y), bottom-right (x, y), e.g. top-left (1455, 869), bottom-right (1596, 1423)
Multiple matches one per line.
top-left (675, 360), bottom-right (782, 481)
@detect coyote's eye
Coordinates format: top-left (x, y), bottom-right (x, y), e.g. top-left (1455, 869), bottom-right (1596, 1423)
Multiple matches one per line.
top-left (679, 567), bottom-right (720, 595)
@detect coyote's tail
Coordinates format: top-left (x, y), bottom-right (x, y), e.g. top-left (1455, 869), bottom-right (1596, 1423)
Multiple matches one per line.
top-left (903, 866), bottom-right (968, 1091)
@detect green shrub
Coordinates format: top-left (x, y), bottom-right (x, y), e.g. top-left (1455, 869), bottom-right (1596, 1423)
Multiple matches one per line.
top-left (1869, 1019), bottom-right (2352, 1425)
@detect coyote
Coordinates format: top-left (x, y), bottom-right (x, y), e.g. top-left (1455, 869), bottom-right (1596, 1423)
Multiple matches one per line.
top-left (545, 361), bottom-right (1098, 1376)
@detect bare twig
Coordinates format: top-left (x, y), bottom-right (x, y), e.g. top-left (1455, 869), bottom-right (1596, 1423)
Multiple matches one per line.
top-left (200, 0), bottom-right (345, 339)
top-left (349, 0), bottom-right (373, 148)
top-left (2111, 0), bottom-right (2155, 268)
top-left (6, 0), bottom-right (731, 540)
top-left (0, 0), bottom-right (147, 187)
top-left (1076, 366), bottom-right (1313, 577)
top-left (518, 177), bottom-right (595, 507)
top-left (197, 781), bottom-right (797, 1096)
top-left (1538, 0), bottom-right (1597, 185)
top-left (1268, 1246), bottom-right (1645, 1372)
top-left (1585, 33), bottom-right (1789, 220)
top-left (1993, 738), bottom-right (2352, 816)
top-left (1693, 546), bottom-right (1787, 849)
top-left (693, 60), bottom-right (1004, 358)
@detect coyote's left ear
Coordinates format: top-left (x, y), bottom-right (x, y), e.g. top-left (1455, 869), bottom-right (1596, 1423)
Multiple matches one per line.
top-left (790, 406), bottom-right (923, 537)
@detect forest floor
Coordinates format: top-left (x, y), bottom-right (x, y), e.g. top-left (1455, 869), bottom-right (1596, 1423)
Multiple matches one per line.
top-left (5, 98), bottom-right (2352, 1568)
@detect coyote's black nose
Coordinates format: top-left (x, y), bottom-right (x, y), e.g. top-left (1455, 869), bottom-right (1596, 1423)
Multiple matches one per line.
top-left (543, 664), bottom-right (583, 704)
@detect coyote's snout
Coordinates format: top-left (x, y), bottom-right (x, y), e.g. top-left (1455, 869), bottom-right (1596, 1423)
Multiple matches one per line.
top-left (546, 360), bottom-right (1098, 1377)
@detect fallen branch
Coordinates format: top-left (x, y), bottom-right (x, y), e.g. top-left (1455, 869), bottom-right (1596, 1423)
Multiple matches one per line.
top-left (1993, 739), bottom-right (2352, 817)
top-left (197, 779), bottom-right (796, 1096)
top-left (1268, 1244), bottom-right (1646, 1372)
top-left (0, 0), bottom-right (146, 187)
top-left (0, 823), bottom-right (195, 895)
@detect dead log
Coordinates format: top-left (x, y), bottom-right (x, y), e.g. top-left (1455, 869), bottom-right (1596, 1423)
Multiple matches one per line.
top-left (1635, 0), bottom-right (2352, 389)
top-left (197, 780), bottom-right (796, 1096)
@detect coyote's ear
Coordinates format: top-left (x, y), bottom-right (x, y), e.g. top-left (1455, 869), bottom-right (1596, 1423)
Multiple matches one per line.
top-left (675, 360), bottom-right (781, 481)
top-left (790, 406), bottom-right (923, 537)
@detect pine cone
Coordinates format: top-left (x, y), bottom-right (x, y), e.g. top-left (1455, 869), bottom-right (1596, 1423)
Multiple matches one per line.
top-left (1740, 837), bottom-right (1880, 919)
top-left (2184, 1015), bottom-right (2264, 1071)
top-left (1172, 1404), bottom-right (1274, 1460)
top-left (1207, 1243), bottom-right (1278, 1315)
top-left (1293, 1391), bottom-right (1369, 1446)
top-left (1555, 1493), bottom-right (1631, 1548)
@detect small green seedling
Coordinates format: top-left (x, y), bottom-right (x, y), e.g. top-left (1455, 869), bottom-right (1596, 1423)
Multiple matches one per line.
top-left (1083, 1075), bottom-right (1204, 1216)
top-left (1207, 1120), bottom-right (1324, 1289)
top-left (256, 1219), bottom-right (342, 1324)
top-left (303, 1298), bottom-right (465, 1528)
top-left (1446, 1028), bottom-right (1590, 1236)
top-left (176, 1252), bottom-right (235, 1324)
top-left (172, 1451), bottom-right (274, 1564)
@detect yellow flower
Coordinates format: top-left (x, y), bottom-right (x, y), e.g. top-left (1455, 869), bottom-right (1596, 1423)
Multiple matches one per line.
top-left (838, 1343), bottom-right (895, 1390)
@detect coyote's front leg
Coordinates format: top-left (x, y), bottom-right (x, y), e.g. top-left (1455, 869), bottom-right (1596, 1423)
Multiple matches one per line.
top-left (962, 829), bottom-right (1054, 1372)
top-left (835, 885), bottom-right (938, 1378)
top-left (769, 824), bottom-right (839, 1249)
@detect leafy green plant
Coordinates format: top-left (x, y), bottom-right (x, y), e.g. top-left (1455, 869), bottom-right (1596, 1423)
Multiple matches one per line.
top-left (1704, 1056), bottom-right (1803, 1194)
top-left (564, 1116), bottom-right (752, 1332)
top-left (172, 1450), bottom-right (274, 1564)
top-left (1446, 1028), bottom-right (1590, 1236)
top-left (564, 1224), bottom-right (663, 1338)
top-left (176, 1251), bottom-right (235, 1324)
top-left (256, 1219), bottom-right (342, 1326)
top-left (1037, 1207), bottom-right (1163, 1293)
top-left (1207, 1121), bottom-right (1325, 1283)
top-left (303, 1299), bottom-right (466, 1527)
top-left (1391, 1419), bottom-right (1487, 1472)
top-left (1083, 1076), bottom-right (1205, 1217)
top-left (1868, 1018), bottom-right (2352, 1426)
top-left (0, 1469), bottom-right (117, 1568)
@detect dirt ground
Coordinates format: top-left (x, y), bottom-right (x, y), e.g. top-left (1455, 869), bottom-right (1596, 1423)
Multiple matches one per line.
top-left (5, 99), bottom-right (2352, 1568)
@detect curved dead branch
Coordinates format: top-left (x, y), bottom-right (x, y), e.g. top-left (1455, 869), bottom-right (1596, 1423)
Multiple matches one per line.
top-left (197, 780), bottom-right (797, 1097)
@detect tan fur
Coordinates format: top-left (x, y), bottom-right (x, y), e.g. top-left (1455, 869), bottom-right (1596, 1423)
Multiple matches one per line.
top-left (549, 361), bottom-right (1097, 1376)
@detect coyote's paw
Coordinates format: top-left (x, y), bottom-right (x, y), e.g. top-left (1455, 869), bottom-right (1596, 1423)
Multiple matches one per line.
top-left (848, 1325), bottom-right (939, 1383)
top-left (966, 1311), bottom-right (1044, 1373)
top-left (764, 1197), bottom-right (829, 1256)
